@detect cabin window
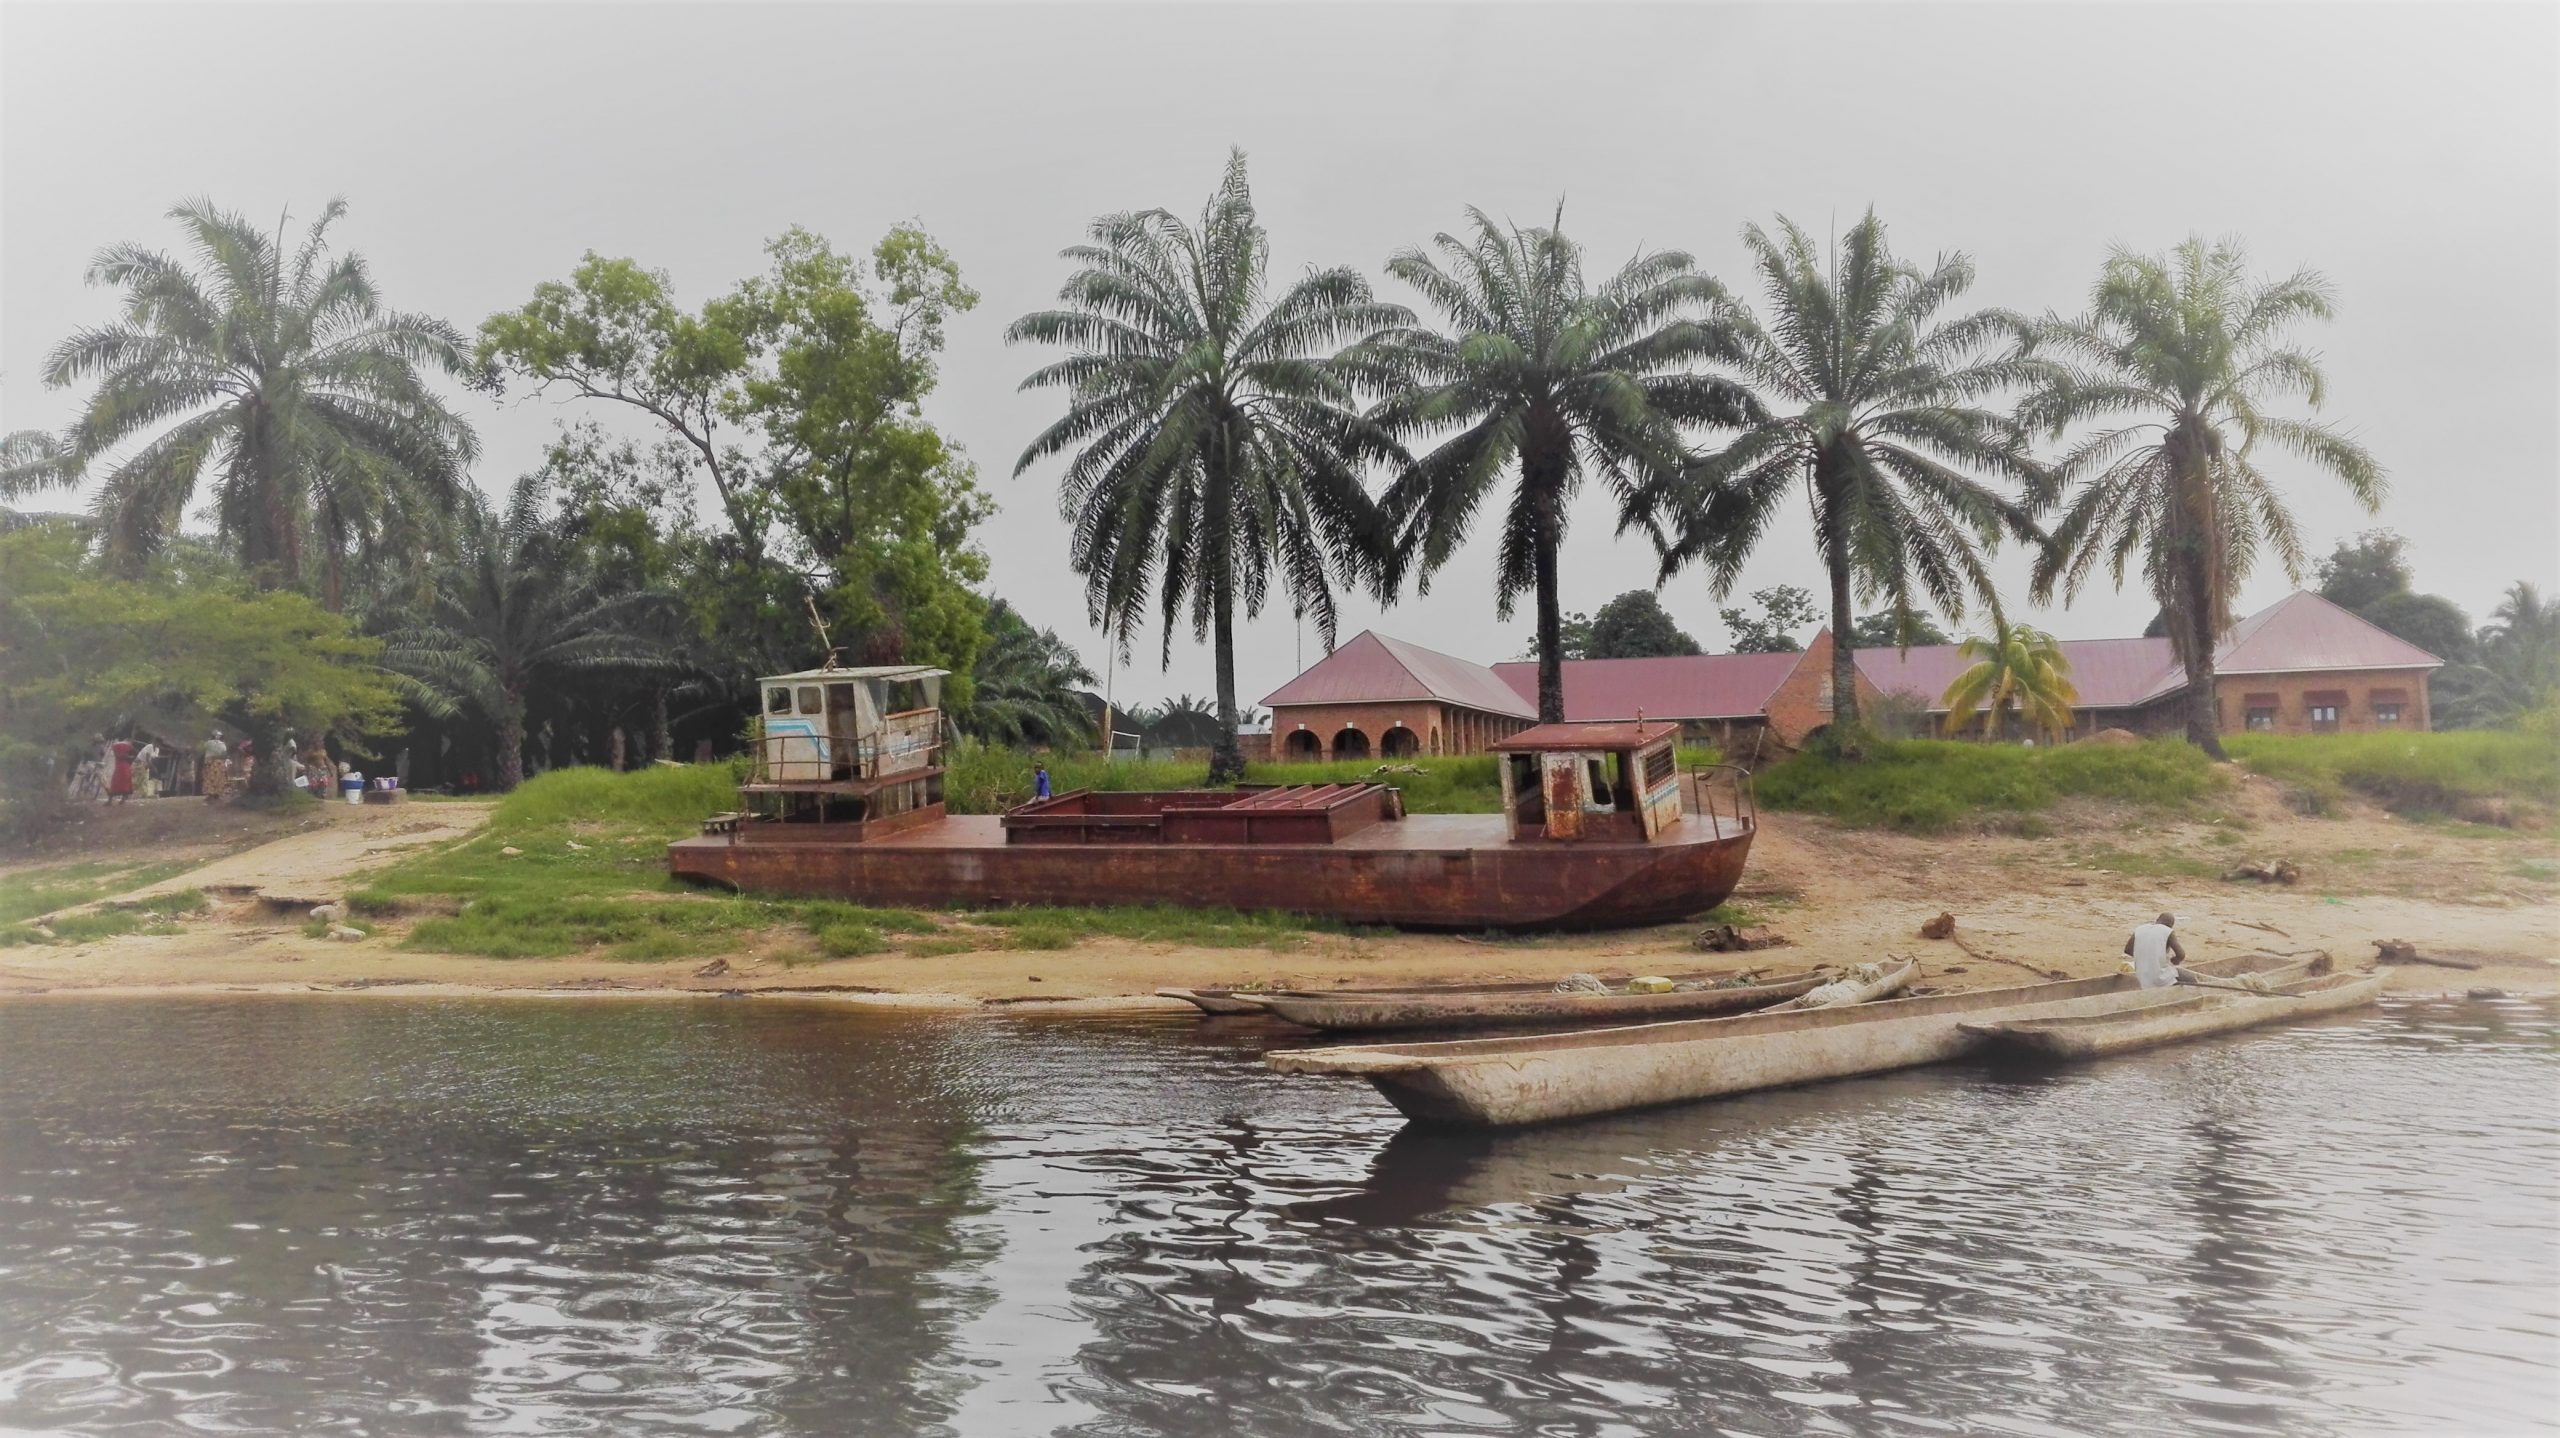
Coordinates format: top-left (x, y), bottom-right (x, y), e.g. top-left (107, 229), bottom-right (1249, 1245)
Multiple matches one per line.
top-left (2308, 704), bottom-right (2340, 729)
top-left (2373, 701), bottom-right (2402, 726)
top-left (766, 687), bottom-right (792, 715)
top-left (797, 686), bottom-right (824, 715)
top-left (2246, 707), bottom-right (2276, 731)
top-left (2306, 690), bottom-right (2346, 732)
top-left (1509, 755), bottom-right (1545, 825)
top-left (1642, 745), bottom-right (1675, 789)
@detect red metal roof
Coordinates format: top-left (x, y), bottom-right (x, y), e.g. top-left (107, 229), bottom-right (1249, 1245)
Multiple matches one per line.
top-left (1491, 651), bottom-right (1806, 721)
top-left (1491, 721), bottom-right (1682, 751)
top-left (1262, 631), bottom-right (1538, 719)
top-left (1855, 636), bottom-right (2184, 712)
top-left (2215, 590), bottom-right (2444, 675)
top-left (1269, 593), bottom-right (2439, 725)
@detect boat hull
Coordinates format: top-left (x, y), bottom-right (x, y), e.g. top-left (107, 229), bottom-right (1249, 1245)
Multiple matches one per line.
top-left (1961, 972), bottom-right (2384, 1059)
top-left (1269, 955), bottom-right (2308, 1127)
top-left (669, 813), bottom-right (1754, 931)
top-left (1252, 971), bottom-right (1826, 1032)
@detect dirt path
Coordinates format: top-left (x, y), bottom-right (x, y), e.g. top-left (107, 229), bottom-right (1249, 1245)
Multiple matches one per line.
top-left (125, 801), bottom-right (495, 906)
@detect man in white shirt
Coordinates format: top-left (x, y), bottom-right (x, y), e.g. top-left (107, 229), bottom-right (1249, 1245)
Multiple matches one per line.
top-left (2123, 913), bottom-right (2190, 989)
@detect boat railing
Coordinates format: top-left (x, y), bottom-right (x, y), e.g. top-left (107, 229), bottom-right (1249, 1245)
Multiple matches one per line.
top-left (1682, 762), bottom-right (1756, 841)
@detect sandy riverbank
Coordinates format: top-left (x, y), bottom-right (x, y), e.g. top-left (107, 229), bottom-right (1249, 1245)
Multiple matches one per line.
top-left (3, 779), bottom-right (2552, 1010)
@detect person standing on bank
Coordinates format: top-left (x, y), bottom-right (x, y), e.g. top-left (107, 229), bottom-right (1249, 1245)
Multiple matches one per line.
top-left (1034, 764), bottom-right (1052, 801)
top-left (2123, 913), bottom-right (2191, 989)
top-left (106, 737), bottom-right (136, 804)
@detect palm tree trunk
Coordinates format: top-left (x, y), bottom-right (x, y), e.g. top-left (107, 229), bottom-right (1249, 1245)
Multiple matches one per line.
top-left (2181, 586), bottom-right (2227, 760)
top-left (1208, 583), bottom-right (1245, 785)
top-left (1827, 555), bottom-right (1861, 737)
top-left (498, 692), bottom-right (528, 792)
top-left (651, 687), bottom-right (672, 764)
top-left (1533, 486), bottom-right (1566, 725)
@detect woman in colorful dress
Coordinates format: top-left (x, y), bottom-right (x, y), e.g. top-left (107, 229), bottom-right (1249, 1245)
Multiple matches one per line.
top-left (106, 738), bottom-right (137, 804)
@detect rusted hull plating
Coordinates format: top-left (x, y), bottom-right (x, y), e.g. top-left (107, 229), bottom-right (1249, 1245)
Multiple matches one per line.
top-left (668, 814), bottom-right (1754, 931)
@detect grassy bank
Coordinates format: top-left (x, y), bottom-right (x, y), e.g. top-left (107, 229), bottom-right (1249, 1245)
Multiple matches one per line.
top-left (349, 764), bottom-right (1363, 961)
top-left (2227, 730), bottom-right (2560, 817)
top-left (1755, 736), bottom-right (2224, 833)
top-left (0, 859), bottom-right (205, 946)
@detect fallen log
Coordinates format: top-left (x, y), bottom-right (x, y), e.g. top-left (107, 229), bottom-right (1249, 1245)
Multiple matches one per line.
top-left (2373, 939), bottom-right (2479, 970)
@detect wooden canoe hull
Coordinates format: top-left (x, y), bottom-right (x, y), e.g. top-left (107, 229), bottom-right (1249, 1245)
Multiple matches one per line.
top-left (1252, 971), bottom-right (1827, 1032)
top-left (1960, 972), bottom-right (2385, 1059)
top-left (1268, 955), bottom-right (2308, 1127)
top-left (669, 813), bottom-right (1754, 932)
top-left (1156, 988), bottom-right (1272, 1015)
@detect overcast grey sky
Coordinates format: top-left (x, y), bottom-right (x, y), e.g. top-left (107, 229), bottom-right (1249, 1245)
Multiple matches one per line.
top-left (6, 2), bottom-right (2555, 706)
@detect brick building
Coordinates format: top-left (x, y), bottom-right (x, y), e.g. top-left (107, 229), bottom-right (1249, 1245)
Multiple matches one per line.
top-left (1261, 592), bottom-right (2440, 755)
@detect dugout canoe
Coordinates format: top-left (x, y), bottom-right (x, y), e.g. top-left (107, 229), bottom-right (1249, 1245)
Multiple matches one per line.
top-left (1156, 988), bottom-right (1274, 1015)
top-left (1248, 969), bottom-right (1830, 1033)
top-left (1268, 954), bottom-right (2308, 1128)
top-left (1959, 971), bottom-right (2385, 1060)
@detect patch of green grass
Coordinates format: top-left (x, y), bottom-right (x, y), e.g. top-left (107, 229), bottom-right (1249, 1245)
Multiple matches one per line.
top-left (2227, 730), bottom-right (2560, 815)
top-left (1756, 736), bottom-right (2224, 834)
top-left (2208, 828), bottom-right (2245, 846)
top-left (1694, 901), bottom-right (1762, 927)
top-left (0, 888), bottom-right (203, 947)
top-left (814, 922), bottom-right (887, 957)
top-left (1003, 925), bottom-right (1076, 951)
top-left (2514, 858), bottom-right (2560, 883)
top-left (902, 936), bottom-right (977, 958)
top-left (0, 859), bottom-right (195, 925)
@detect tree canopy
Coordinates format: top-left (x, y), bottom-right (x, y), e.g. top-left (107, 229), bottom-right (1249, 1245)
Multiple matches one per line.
top-left (1008, 150), bottom-right (1403, 781)
top-left (1361, 205), bottom-right (1752, 722)
top-left (1584, 590), bottom-right (1702, 659)
top-left (1720, 585), bottom-right (1821, 654)
top-left (1649, 210), bottom-right (2042, 742)
top-left (479, 226), bottom-right (992, 690)
top-left (2019, 237), bottom-right (2383, 756)
top-left (1851, 609), bottom-right (1952, 650)
top-left (0, 522), bottom-right (402, 825)
top-left (2, 199), bottom-right (478, 606)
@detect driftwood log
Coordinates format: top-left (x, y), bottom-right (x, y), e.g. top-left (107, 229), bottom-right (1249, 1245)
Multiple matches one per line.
top-left (2373, 939), bottom-right (2480, 970)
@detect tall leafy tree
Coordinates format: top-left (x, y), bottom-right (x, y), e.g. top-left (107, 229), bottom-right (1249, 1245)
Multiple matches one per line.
top-left (381, 476), bottom-right (671, 791)
top-left (1009, 150), bottom-right (1406, 782)
top-left (2, 199), bottom-right (478, 606)
top-left (1585, 590), bottom-right (1702, 659)
top-left (1851, 608), bottom-right (1951, 649)
top-left (2313, 530), bottom-right (2474, 663)
top-left (1649, 211), bottom-right (2042, 744)
top-left (1720, 584), bottom-right (1820, 654)
top-left (1941, 610), bottom-right (2077, 740)
top-left (956, 600), bottom-right (1098, 748)
top-left (2437, 582), bottom-right (2560, 729)
top-left (479, 226), bottom-right (992, 689)
top-left (2017, 237), bottom-right (2383, 757)
top-left (1361, 206), bottom-right (1750, 723)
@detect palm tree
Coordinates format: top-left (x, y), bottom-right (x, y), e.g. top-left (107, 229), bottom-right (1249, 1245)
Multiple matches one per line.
top-left (1941, 611), bottom-right (2077, 741)
top-left (2016, 237), bottom-right (2383, 758)
top-left (1358, 206), bottom-right (1750, 723)
top-left (957, 600), bottom-right (1097, 748)
top-left (2438, 582), bottom-right (2560, 728)
top-left (1008, 150), bottom-right (1407, 783)
top-left (380, 477), bottom-right (670, 790)
top-left (1647, 211), bottom-right (2043, 744)
top-left (4, 199), bottom-right (478, 606)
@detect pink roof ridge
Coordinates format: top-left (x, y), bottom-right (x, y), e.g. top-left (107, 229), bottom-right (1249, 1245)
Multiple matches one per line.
top-left (1260, 630), bottom-right (1537, 718)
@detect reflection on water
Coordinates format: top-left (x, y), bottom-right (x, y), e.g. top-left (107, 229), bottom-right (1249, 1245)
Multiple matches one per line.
top-left (0, 996), bottom-right (2551, 1435)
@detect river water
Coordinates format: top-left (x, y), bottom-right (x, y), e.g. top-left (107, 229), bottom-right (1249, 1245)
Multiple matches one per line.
top-left (0, 994), bottom-right (2551, 1436)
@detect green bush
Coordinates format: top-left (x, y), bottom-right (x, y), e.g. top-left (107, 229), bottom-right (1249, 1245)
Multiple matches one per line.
top-left (1755, 736), bottom-right (2223, 834)
top-left (489, 763), bottom-right (745, 830)
top-left (2227, 730), bottom-right (2560, 814)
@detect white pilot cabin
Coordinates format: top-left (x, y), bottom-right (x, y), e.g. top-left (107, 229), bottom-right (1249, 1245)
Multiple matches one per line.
top-left (744, 664), bottom-right (950, 836)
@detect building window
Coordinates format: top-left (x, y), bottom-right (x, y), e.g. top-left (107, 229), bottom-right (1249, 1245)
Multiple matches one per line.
top-left (2246, 707), bottom-right (2276, 731)
top-left (2308, 704), bottom-right (2340, 730)
top-left (2373, 702), bottom-right (2402, 726)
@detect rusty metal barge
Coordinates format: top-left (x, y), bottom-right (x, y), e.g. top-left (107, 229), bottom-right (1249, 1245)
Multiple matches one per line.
top-left (668, 666), bottom-right (1754, 931)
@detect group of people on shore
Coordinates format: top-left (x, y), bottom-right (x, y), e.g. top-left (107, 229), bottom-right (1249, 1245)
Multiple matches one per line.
top-left (68, 730), bottom-right (352, 804)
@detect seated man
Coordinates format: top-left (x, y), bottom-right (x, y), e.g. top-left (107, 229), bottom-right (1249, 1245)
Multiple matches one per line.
top-left (2123, 913), bottom-right (2191, 989)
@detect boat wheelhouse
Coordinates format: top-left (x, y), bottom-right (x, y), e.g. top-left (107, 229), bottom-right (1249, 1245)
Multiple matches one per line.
top-left (677, 688), bottom-right (1756, 930)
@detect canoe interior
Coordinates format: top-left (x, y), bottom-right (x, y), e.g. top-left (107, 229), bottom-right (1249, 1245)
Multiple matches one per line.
top-left (1279, 952), bottom-right (2309, 1067)
top-left (1252, 970), bottom-right (1830, 1033)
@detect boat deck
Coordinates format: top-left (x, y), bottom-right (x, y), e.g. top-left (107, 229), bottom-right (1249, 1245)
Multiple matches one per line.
top-left (734, 812), bottom-right (1749, 852)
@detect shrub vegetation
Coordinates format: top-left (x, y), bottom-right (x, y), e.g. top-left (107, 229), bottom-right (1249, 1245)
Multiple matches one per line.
top-left (2226, 728), bottom-right (2560, 816)
top-left (1755, 733), bottom-right (2223, 833)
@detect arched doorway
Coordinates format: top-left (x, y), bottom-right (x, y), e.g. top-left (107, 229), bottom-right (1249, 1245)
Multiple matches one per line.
top-left (1330, 728), bottom-right (1371, 761)
top-left (1381, 726), bottom-right (1420, 759)
top-left (1281, 729), bottom-right (1321, 761)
